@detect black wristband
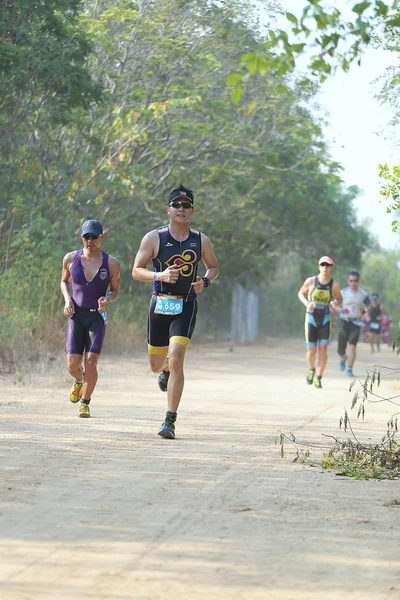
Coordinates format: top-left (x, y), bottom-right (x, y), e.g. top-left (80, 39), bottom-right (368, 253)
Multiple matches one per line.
top-left (202, 277), bottom-right (210, 288)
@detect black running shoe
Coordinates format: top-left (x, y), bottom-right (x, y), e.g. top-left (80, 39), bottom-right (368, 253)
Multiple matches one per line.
top-left (158, 411), bottom-right (176, 439)
top-left (158, 370), bottom-right (170, 392)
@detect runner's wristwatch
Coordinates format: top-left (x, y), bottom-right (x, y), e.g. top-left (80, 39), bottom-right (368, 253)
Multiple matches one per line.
top-left (202, 277), bottom-right (210, 288)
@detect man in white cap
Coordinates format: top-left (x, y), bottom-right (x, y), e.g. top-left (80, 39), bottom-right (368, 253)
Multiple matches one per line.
top-left (298, 256), bottom-right (342, 388)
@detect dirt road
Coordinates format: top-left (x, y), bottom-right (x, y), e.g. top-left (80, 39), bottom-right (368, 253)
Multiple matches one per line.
top-left (1, 340), bottom-right (400, 600)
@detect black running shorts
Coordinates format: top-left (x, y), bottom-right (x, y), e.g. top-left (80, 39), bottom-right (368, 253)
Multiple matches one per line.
top-left (147, 296), bottom-right (197, 354)
top-left (338, 320), bottom-right (361, 355)
top-left (66, 311), bottom-right (105, 355)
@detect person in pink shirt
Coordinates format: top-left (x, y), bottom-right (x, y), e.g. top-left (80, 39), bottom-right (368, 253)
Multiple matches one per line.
top-left (380, 314), bottom-right (393, 347)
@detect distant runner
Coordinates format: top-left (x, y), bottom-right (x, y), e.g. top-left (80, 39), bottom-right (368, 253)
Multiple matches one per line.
top-left (132, 185), bottom-right (219, 439)
top-left (298, 256), bottom-right (342, 388)
top-left (61, 219), bottom-right (120, 418)
top-left (380, 313), bottom-right (393, 347)
top-left (368, 293), bottom-right (386, 353)
top-left (337, 271), bottom-right (370, 377)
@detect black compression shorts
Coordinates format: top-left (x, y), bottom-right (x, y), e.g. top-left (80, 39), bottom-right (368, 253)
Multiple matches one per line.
top-left (66, 311), bottom-right (105, 355)
top-left (338, 320), bottom-right (361, 355)
top-left (147, 296), bottom-right (197, 354)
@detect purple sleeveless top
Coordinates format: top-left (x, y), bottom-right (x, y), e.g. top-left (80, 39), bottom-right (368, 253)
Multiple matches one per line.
top-left (70, 249), bottom-right (110, 309)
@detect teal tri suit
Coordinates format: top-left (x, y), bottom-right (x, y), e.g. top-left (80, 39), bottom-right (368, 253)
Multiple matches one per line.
top-left (305, 276), bottom-right (333, 347)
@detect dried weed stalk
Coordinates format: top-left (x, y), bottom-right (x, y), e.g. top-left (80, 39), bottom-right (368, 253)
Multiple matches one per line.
top-left (279, 364), bottom-right (400, 480)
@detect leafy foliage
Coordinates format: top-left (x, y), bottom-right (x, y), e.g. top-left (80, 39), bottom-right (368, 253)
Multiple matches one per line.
top-left (322, 438), bottom-right (400, 479)
top-left (228, 2), bottom-right (400, 223)
top-left (379, 163), bottom-right (400, 226)
top-left (0, 0), bottom-right (373, 357)
top-left (361, 251), bottom-right (400, 332)
top-left (0, 0), bottom-right (101, 139)
top-left (232, 0), bottom-right (399, 91)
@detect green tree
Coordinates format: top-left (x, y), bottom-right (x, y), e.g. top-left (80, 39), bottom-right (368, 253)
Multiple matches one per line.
top-left (0, 0), bottom-right (101, 147)
top-left (232, 0), bottom-right (400, 88)
top-left (362, 251), bottom-right (400, 330)
top-left (229, 1), bottom-right (400, 227)
top-left (0, 0), bottom-right (373, 359)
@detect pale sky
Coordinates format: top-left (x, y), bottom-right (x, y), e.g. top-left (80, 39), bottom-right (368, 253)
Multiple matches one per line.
top-left (274, 1), bottom-right (400, 250)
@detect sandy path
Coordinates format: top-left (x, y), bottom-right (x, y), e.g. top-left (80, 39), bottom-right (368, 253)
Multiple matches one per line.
top-left (1, 340), bottom-right (400, 600)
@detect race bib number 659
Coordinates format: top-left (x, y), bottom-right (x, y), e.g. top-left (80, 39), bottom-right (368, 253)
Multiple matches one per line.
top-left (154, 297), bottom-right (183, 315)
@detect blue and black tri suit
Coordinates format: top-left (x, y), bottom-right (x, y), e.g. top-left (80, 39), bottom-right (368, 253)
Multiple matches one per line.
top-left (369, 304), bottom-right (382, 334)
top-left (147, 225), bottom-right (202, 354)
top-left (305, 276), bottom-right (333, 347)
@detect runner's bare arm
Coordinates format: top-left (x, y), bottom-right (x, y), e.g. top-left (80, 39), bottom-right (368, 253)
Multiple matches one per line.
top-left (331, 281), bottom-right (342, 308)
top-left (201, 234), bottom-right (219, 281)
top-left (108, 258), bottom-right (121, 302)
top-left (191, 234), bottom-right (219, 293)
top-left (201, 233), bottom-right (219, 281)
top-left (132, 231), bottom-right (179, 284)
top-left (298, 277), bottom-right (314, 310)
top-left (61, 252), bottom-right (76, 317)
top-left (98, 257), bottom-right (121, 311)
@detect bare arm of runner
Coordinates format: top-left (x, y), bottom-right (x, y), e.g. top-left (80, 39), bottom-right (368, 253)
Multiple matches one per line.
top-left (60, 252), bottom-right (77, 317)
top-left (297, 277), bottom-right (315, 312)
top-left (131, 230), bottom-right (180, 284)
top-left (191, 234), bottom-right (219, 293)
top-left (98, 257), bottom-right (121, 312)
top-left (330, 281), bottom-right (342, 309)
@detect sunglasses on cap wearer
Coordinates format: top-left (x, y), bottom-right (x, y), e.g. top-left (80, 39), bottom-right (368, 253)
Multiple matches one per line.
top-left (320, 262), bottom-right (333, 267)
top-left (348, 278), bottom-right (359, 283)
top-left (83, 233), bottom-right (100, 240)
top-left (169, 200), bottom-right (193, 209)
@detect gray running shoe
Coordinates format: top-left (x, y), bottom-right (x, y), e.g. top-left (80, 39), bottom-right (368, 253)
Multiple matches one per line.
top-left (158, 370), bottom-right (170, 392)
top-left (158, 411), bottom-right (176, 439)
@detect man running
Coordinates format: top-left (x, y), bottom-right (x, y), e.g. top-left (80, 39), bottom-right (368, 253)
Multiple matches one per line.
top-left (380, 313), bottom-right (392, 347)
top-left (338, 271), bottom-right (370, 377)
top-left (61, 219), bottom-right (120, 417)
top-left (368, 293), bottom-right (385, 353)
top-left (298, 256), bottom-right (342, 388)
top-left (132, 185), bottom-right (219, 439)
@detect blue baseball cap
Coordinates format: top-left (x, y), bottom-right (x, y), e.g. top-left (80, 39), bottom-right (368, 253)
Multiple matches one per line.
top-left (81, 219), bottom-right (103, 236)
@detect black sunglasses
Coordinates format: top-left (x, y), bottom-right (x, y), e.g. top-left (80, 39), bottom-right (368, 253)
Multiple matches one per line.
top-left (169, 200), bottom-right (193, 209)
top-left (320, 262), bottom-right (333, 267)
top-left (83, 233), bottom-right (100, 240)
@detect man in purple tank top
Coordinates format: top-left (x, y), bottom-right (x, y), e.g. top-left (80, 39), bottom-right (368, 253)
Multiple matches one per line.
top-left (60, 219), bottom-right (120, 418)
top-left (132, 185), bottom-right (219, 439)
